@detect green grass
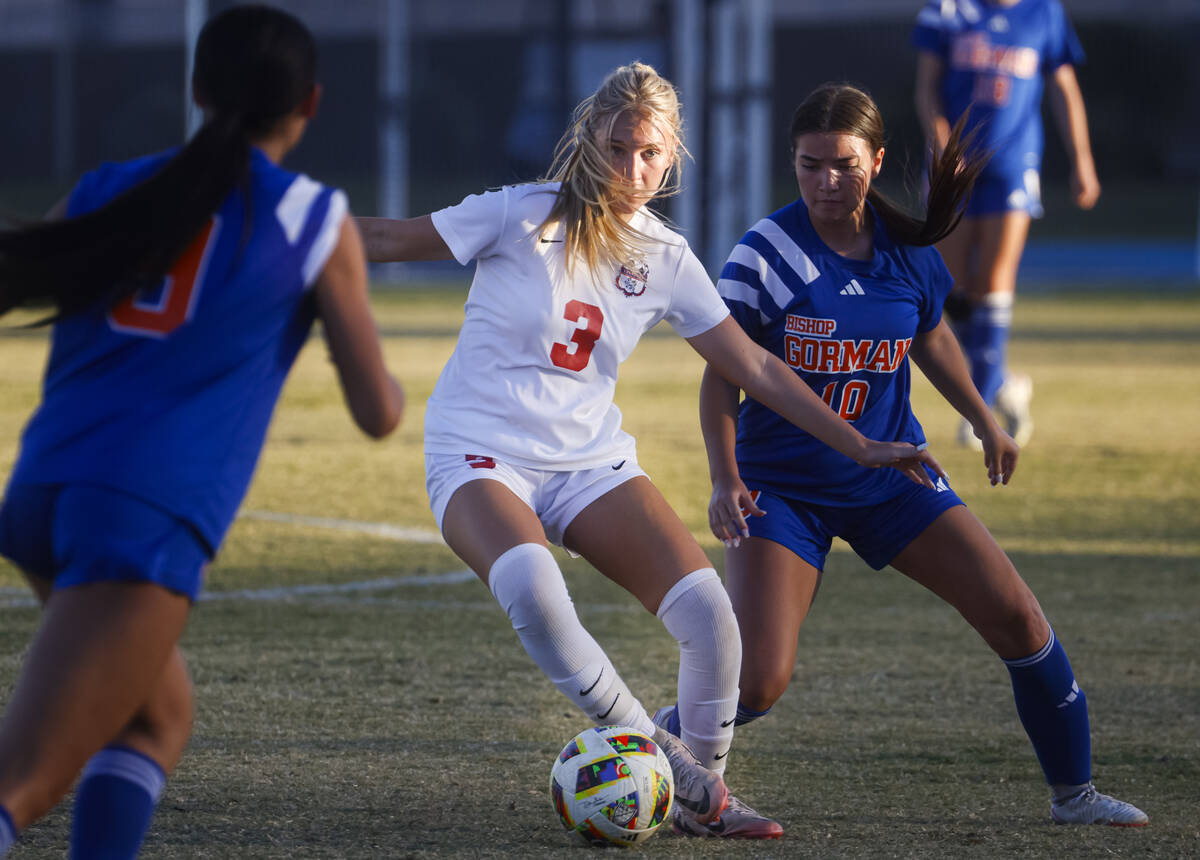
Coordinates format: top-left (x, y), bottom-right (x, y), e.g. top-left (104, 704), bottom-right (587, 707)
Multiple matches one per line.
top-left (1, 287), bottom-right (1198, 857)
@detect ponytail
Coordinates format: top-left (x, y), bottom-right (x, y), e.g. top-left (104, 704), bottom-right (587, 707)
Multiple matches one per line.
top-left (0, 116), bottom-right (250, 321)
top-left (867, 112), bottom-right (988, 247)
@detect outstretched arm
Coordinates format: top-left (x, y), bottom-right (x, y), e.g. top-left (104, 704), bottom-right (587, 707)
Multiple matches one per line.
top-left (313, 214), bottom-right (404, 438)
top-left (688, 317), bottom-right (942, 483)
top-left (908, 318), bottom-right (1017, 485)
top-left (699, 365), bottom-right (764, 546)
top-left (355, 215), bottom-right (454, 263)
top-left (1046, 64), bottom-right (1101, 210)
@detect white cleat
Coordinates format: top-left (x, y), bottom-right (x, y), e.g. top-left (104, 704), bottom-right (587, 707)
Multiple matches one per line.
top-left (673, 794), bottom-right (784, 839)
top-left (1051, 784), bottom-right (1149, 827)
top-left (650, 725), bottom-right (728, 825)
top-left (995, 372), bottom-right (1034, 447)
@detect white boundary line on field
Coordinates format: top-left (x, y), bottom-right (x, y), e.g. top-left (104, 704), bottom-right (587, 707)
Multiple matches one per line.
top-left (0, 509), bottom-right (464, 609)
top-left (238, 509), bottom-right (446, 544)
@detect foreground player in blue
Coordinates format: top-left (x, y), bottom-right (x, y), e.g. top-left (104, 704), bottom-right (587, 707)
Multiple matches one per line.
top-left (688, 83), bottom-right (1146, 831)
top-left (913, 0), bottom-right (1101, 447)
top-left (0, 6), bottom-right (403, 857)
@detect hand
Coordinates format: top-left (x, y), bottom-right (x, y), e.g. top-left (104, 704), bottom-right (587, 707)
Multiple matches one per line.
top-left (708, 476), bottom-right (764, 548)
top-left (856, 441), bottom-right (946, 489)
top-left (1070, 164), bottom-right (1101, 210)
top-left (977, 423), bottom-right (1019, 486)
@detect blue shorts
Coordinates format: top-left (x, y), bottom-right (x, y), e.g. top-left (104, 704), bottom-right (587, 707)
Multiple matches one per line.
top-left (745, 468), bottom-right (964, 571)
top-left (965, 169), bottom-right (1043, 218)
top-left (0, 483), bottom-right (210, 601)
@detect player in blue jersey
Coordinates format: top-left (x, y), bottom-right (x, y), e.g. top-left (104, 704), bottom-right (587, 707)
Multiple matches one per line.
top-left (913, 0), bottom-right (1100, 447)
top-left (679, 83), bottom-right (1146, 830)
top-left (0, 6), bottom-right (402, 857)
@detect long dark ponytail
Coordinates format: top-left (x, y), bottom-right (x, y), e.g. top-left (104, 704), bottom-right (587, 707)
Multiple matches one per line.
top-left (788, 82), bottom-right (988, 247)
top-left (0, 4), bottom-right (316, 321)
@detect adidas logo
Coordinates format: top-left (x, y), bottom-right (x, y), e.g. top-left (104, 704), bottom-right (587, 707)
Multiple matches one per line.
top-left (839, 279), bottom-right (865, 296)
top-left (934, 476), bottom-right (950, 493)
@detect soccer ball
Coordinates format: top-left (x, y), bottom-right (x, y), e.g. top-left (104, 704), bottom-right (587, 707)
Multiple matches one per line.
top-left (549, 725), bottom-right (674, 847)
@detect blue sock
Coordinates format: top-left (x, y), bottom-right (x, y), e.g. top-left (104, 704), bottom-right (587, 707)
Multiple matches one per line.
top-left (734, 701), bottom-right (771, 727)
top-left (1003, 629), bottom-right (1092, 787)
top-left (0, 804), bottom-right (16, 857)
top-left (964, 293), bottom-right (1012, 406)
top-left (663, 703), bottom-right (682, 737)
top-left (70, 745), bottom-right (166, 860)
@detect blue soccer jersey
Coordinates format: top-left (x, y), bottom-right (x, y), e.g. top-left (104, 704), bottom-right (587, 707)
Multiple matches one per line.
top-left (912, 0), bottom-right (1085, 180)
top-left (9, 148), bottom-right (347, 552)
top-left (718, 198), bottom-right (953, 506)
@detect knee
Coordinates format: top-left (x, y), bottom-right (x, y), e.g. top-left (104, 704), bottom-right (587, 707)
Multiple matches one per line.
top-left (977, 593), bottom-right (1049, 660)
top-left (737, 658), bottom-right (792, 713)
top-left (119, 662), bottom-right (194, 772)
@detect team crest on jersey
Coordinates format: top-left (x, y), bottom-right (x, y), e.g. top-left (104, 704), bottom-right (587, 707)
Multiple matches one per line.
top-left (615, 260), bottom-right (649, 297)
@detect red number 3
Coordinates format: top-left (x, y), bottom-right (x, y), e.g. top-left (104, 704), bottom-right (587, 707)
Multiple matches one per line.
top-left (550, 299), bottom-right (604, 372)
top-left (108, 217), bottom-right (219, 338)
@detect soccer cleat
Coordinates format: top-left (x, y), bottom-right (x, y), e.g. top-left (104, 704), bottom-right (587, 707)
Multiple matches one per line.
top-left (995, 372), bottom-right (1034, 447)
top-left (650, 710), bottom-right (728, 825)
top-left (673, 794), bottom-right (784, 839)
top-left (1050, 784), bottom-right (1149, 827)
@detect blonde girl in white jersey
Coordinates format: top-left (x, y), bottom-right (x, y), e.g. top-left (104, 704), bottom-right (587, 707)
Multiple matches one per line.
top-left (359, 63), bottom-right (942, 839)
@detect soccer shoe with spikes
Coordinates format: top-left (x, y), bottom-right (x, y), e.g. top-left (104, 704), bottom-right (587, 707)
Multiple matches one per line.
top-left (994, 372), bottom-right (1034, 447)
top-left (673, 794), bottom-right (784, 839)
top-left (1050, 784), bottom-right (1149, 827)
top-left (649, 710), bottom-right (728, 825)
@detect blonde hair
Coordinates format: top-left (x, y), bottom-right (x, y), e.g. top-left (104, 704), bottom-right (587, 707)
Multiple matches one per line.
top-left (537, 62), bottom-right (685, 275)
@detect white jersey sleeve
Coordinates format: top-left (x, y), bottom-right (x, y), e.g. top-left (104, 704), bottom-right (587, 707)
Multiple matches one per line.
top-left (661, 245), bottom-right (730, 338)
top-left (430, 186), bottom-right (511, 265)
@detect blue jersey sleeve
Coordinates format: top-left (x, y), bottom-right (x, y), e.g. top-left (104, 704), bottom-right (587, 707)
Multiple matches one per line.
top-left (716, 250), bottom-right (765, 342)
top-left (911, 0), bottom-right (952, 56)
top-left (915, 246), bottom-right (955, 333)
top-left (1044, 0), bottom-right (1086, 71)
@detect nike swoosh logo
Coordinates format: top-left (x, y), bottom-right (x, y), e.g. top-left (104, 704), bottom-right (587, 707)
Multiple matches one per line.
top-left (612, 460), bottom-right (626, 471)
top-left (720, 719), bottom-right (734, 728)
top-left (675, 787), bottom-right (711, 816)
top-left (579, 668), bottom-right (603, 696)
top-left (713, 751), bottom-right (728, 760)
top-left (597, 694), bottom-right (619, 720)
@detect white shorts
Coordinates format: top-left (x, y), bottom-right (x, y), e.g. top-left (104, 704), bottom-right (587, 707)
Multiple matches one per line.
top-left (424, 452), bottom-right (648, 549)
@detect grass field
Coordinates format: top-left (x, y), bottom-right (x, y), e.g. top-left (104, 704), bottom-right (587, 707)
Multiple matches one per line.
top-left (1, 286), bottom-right (1198, 858)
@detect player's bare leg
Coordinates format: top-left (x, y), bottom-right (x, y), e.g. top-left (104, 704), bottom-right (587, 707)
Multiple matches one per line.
top-left (442, 478), bottom-right (732, 819)
top-left (0, 581), bottom-right (189, 830)
top-left (567, 478), bottom-right (771, 834)
top-left (891, 506), bottom-right (1147, 826)
top-left (971, 212), bottom-right (1035, 444)
top-left (724, 537), bottom-right (822, 714)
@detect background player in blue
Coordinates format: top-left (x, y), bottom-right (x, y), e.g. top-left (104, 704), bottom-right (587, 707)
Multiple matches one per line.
top-left (690, 83), bottom-right (1146, 829)
top-left (0, 6), bottom-right (403, 857)
top-left (913, 0), bottom-right (1101, 447)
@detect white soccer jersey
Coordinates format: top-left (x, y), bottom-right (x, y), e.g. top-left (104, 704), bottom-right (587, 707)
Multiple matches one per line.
top-left (425, 182), bottom-right (729, 470)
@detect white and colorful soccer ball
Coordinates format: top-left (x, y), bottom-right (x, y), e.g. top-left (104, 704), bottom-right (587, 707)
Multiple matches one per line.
top-left (549, 725), bottom-right (674, 847)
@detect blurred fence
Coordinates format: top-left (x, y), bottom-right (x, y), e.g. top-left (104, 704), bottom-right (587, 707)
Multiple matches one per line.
top-left (1, 0), bottom-right (1197, 282)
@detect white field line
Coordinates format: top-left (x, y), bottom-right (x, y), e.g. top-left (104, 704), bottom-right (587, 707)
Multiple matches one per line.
top-left (238, 509), bottom-right (446, 544)
top-left (0, 509), bottom-right (460, 609)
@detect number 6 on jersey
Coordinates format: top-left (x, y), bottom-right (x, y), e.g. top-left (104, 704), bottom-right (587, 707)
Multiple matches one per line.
top-left (550, 299), bottom-right (604, 372)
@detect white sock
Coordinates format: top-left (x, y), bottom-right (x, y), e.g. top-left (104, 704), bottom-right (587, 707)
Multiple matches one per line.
top-left (488, 543), bottom-right (654, 735)
top-left (657, 568), bottom-right (741, 775)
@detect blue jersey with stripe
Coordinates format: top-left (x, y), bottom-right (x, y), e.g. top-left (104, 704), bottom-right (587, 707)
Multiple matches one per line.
top-left (9, 148), bottom-right (347, 551)
top-left (912, 0), bottom-right (1085, 179)
top-left (719, 198), bottom-right (953, 506)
